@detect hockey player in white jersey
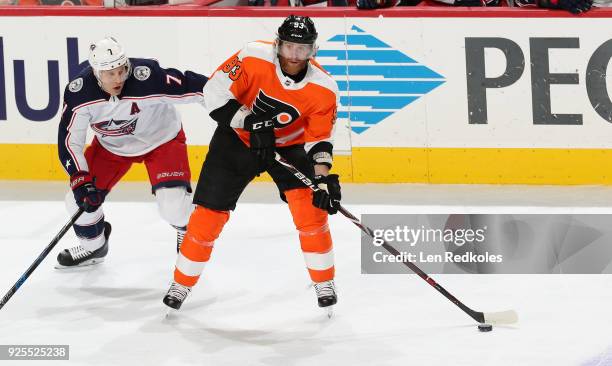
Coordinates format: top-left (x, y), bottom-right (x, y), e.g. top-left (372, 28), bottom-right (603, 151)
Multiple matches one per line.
top-left (56, 37), bottom-right (208, 268)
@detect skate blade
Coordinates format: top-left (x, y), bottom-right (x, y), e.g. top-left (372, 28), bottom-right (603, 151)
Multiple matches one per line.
top-left (54, 257), bottom-right (105, 269)
top-left (324, 306), bottom-right (334, 319)
top-left (164, 307), bottom-right (179, 319)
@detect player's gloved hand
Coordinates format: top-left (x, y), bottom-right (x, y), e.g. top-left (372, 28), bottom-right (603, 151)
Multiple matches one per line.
top-left (244, 111), bottom-right (276, 172)
top-left (356, 0), bottom-right (398, 8)
top-left (312, 174), bottom-right (341, 215)
top-left (70, 172), bottom-right (104, 213)
top-left (558, 0), bottom-right (592, 13)
top-left (537, 0), bottom-right (591, 13)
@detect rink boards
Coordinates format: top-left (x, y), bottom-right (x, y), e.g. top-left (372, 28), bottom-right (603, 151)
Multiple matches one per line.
top-left (1, 8), bottom-right (612, 184)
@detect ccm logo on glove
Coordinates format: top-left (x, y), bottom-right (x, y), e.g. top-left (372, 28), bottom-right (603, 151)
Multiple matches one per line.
top-left (251, 120), bottom-right (274, 131)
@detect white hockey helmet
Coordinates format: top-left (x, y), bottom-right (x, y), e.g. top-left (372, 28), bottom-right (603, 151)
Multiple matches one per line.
top-left (88, 37), bottom-right (131, 80)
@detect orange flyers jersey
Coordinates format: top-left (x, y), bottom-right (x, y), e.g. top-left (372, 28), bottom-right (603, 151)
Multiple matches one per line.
top-left (203, 41), bottom-right (339, 155)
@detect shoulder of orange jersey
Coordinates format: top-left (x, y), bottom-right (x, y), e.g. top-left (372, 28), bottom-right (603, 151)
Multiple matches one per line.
top-left (307, 59), bottom-right (340, 101)
top-left (238, 40), bottom-right (276, 63)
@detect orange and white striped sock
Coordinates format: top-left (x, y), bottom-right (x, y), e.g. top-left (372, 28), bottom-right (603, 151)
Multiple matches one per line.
top-left (286, 188), bottom-right (335, 283)
top-left (174, 206), bottom-right (229, 287)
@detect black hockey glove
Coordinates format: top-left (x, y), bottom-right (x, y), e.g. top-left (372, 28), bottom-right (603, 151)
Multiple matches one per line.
top-left (244, 111), bottom-right (276, 173)
top-left (537, 0), bottom-right (592, 13)
top-left (70, 172), bottom-right (104, 213)
top-left (357, 0), bottom-right (398, 8)
top-left (312, 174), bottom-right (341, 215)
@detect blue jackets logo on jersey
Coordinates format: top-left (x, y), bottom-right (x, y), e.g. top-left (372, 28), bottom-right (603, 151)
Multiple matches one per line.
top-left (134, 66), bottom-right (151, 81)
top-left (92, 117), bottom-right (138, 136)
top-left (68, 78), bottom-right (83, 93)
top-left (318, 26), bottom-right (446, 134)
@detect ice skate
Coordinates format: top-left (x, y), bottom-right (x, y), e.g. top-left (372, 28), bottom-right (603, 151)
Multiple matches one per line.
top-left (314, 280), bottom-right (337, 318)
top-left (55, 222), bottom-right (112, 269)
top-left (163, 281), bottom-right (191, 315)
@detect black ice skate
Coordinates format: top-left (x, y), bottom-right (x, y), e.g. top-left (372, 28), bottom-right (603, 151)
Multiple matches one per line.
top-left (314, 280), bottom-right (337, 318)
top-left (55, 222), bottom-right (112, 269)
top-left (163, 282), bottom-right (191, 311)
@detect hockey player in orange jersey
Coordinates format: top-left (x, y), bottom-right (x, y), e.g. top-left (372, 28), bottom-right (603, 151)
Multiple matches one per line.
top-left (162, 15), bottom-right (342, 315)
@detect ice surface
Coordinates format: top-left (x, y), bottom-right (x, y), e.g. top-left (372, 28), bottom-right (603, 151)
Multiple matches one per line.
top-left (1, 182), bottom-right (611, 366)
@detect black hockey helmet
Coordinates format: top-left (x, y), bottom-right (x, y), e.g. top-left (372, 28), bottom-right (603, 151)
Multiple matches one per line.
top-left (277, 15), bottom-right (318, 45)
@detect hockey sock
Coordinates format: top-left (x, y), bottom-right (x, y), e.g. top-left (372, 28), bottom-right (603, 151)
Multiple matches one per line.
top-left (174, 206), bottom-right (229, 287)
top-left (286, 188), bottom-right (335, 283)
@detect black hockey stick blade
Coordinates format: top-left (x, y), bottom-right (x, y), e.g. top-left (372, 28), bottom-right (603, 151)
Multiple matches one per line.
top-left (273, 152), bottom-right (518, 325)
top-left (0, 208), bottom-right (85, 310)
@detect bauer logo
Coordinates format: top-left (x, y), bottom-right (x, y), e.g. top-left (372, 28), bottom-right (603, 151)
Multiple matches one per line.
top-left (156, 171), bottom-right (185, 179)
top-left (318, 26), bottom-right (445, 134)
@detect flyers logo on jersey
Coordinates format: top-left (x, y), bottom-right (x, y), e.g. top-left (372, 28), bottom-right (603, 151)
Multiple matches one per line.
top-left (252, 90), bottom-right (300, 128)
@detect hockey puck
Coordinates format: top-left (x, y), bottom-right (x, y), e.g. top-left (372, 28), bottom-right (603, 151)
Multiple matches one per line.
top-left (478, 323), bottom-right (493, 332)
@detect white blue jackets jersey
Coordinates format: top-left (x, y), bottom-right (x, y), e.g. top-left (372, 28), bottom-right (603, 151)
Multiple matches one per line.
top-left (58, 58), bottom-right (207, 176)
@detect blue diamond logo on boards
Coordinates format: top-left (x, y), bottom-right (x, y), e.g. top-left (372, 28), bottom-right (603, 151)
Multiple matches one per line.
top-left (318, 25), bottom-right (445, 134)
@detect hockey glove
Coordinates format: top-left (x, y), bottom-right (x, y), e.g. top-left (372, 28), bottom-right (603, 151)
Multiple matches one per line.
top-left (537, 0), bottom-right (592, 13)
top-left (243, 109), bottom-right (275, 133)
top-left (312, 174), bottom-right (341, 215)
top-left (70, 172), bottom-right (104, 213)
top-left (357, 0), bottom-right (399, 8)
top-left (244, 111), bottom-right (276, 173)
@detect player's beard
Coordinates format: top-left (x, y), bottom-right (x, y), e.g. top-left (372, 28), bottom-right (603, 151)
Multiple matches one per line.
top-left (279, 56), bottom-right (308, 76)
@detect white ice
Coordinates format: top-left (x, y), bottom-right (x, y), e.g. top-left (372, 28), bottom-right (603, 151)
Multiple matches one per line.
top-left (1, 182), bottom-right (612, 366)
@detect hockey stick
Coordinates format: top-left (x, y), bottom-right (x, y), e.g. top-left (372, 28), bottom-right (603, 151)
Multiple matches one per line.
top-left (0, 208), bottom-right (85, 310)
top-left (274, 153), bottom-right (518, 325)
